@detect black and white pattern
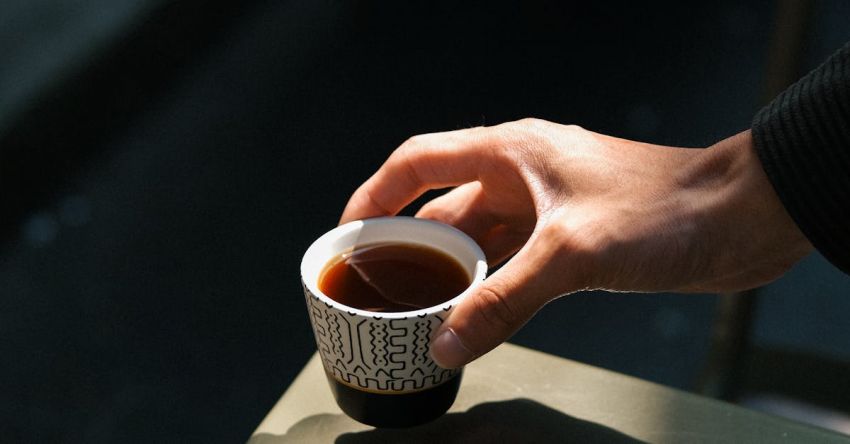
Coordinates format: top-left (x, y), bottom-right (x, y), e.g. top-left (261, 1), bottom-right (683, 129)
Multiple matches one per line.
top-left (304, 283), bottom-right (460, 393)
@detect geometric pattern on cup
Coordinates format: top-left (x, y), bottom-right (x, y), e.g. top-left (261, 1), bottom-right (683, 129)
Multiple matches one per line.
top-left (304, 283), bottom-right (460, 393)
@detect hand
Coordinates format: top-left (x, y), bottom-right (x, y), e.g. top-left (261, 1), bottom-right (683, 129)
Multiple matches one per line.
top-left (339, 118), bottom-right (812, 368)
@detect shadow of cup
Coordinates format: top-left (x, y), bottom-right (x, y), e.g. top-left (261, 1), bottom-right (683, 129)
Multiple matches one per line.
top-left (248, 398), bottom-right (646, 444)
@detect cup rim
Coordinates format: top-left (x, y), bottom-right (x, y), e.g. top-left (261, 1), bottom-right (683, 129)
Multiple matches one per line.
top-left (300, 216), bottom-right (487, 319)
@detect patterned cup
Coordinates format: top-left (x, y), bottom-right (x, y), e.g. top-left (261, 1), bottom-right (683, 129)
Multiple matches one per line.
top-left (300, 216), bottom-right (487, 427)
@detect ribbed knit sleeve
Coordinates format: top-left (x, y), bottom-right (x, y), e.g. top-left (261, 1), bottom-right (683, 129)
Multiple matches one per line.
top-left (752, 42), bottom-right (850, 275)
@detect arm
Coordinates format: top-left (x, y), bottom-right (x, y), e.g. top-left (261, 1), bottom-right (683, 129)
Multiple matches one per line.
top-left (339, 120), bottom-right (812, 368)
top-left (752, 41), bottom-right (850, 274)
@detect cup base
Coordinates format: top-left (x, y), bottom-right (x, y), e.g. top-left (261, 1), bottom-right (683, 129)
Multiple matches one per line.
top-left (327, 372), bottom-right (463, 428)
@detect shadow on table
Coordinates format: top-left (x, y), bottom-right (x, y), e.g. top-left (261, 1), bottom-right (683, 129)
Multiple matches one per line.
top-left (248, 398), bottom-right (646, 444)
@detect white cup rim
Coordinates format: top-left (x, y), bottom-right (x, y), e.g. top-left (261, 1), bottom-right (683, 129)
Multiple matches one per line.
top-left (300, 216), bottom-right (487, 319)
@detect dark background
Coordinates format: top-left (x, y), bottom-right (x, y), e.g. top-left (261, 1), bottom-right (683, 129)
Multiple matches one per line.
top-left (1, 1), bottom-right (849, 442)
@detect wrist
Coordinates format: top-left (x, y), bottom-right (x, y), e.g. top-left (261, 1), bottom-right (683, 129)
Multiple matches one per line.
top-left (676, 130), bottom-right (812, 291)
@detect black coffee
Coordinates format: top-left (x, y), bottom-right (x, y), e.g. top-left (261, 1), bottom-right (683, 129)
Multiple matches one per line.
top-left (319, 242), bottom-right (470, 312)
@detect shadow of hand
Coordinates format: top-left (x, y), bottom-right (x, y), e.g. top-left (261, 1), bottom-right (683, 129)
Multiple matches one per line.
top-left (249, 398), bottom-right (645, 444)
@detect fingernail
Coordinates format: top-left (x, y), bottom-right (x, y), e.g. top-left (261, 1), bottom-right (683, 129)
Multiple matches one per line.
top-left (431, 328), bottom-right (473, 369)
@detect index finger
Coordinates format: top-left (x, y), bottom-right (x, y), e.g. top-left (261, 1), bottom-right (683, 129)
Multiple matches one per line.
top-left (339, 126), bottom-right (496, 224)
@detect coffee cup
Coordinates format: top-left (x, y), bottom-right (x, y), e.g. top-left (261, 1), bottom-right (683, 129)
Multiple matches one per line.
top-left (300, 217), bottom-right (487, 427)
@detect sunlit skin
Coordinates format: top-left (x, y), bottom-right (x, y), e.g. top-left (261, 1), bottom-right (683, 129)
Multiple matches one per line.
top-left (339, 118), bottom-right (813, 369)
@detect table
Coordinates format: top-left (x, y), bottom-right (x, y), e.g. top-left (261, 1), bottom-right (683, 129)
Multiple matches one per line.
top-left (250, 343), bottom-right (849, 443)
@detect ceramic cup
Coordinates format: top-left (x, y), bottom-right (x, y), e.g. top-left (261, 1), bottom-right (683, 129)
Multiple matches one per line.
top-left (300, 216), bottom-right (487, 427)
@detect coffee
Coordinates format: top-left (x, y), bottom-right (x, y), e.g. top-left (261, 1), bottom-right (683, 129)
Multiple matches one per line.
top-left (319, 242), bottom-right (470, 312)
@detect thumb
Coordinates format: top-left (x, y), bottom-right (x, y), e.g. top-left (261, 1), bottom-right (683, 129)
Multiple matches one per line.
top-left (430, 245), bottom-right (556, 369)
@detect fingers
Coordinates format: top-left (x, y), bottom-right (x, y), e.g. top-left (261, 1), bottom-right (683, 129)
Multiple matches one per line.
top-left (416, 182), bottom-right (531, 266)
top-left (415, 183), bottom-right (494, 252)
top-left (415, 182), bottom-right (488, 233)
top-left (430, 238), bottom-right (564, 369)
top-left (339, 127), bottom-right (495, 224)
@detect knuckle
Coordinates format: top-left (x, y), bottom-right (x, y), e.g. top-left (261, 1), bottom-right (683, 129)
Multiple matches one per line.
top-left (392, 136), bottom-right (428, 186)
top-left (507, 118), bottom-right (549, 140)
top-left (517, 119), bottom-right (549, 147)
top-left (490, 118), bottom-right (554, 161)
top-left (562, 123), bottom-right (585, 133)
top-left (471, 284), bottom-right (521, 330)
top-left (517, 117), bottom-right (547, 128)
top-left (398, 134), bottom-right (425, 154)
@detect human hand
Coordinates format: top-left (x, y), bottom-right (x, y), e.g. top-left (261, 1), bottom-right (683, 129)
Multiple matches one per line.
top-left (339, 118), bottom-right (812, 368)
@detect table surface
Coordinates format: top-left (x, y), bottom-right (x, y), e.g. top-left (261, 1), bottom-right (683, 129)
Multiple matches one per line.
top-left (250, 343), bottom-right (849, 443)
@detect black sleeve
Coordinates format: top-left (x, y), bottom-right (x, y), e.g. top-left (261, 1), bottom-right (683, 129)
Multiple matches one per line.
top-left (752, 42), bottom-right (850, 275)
